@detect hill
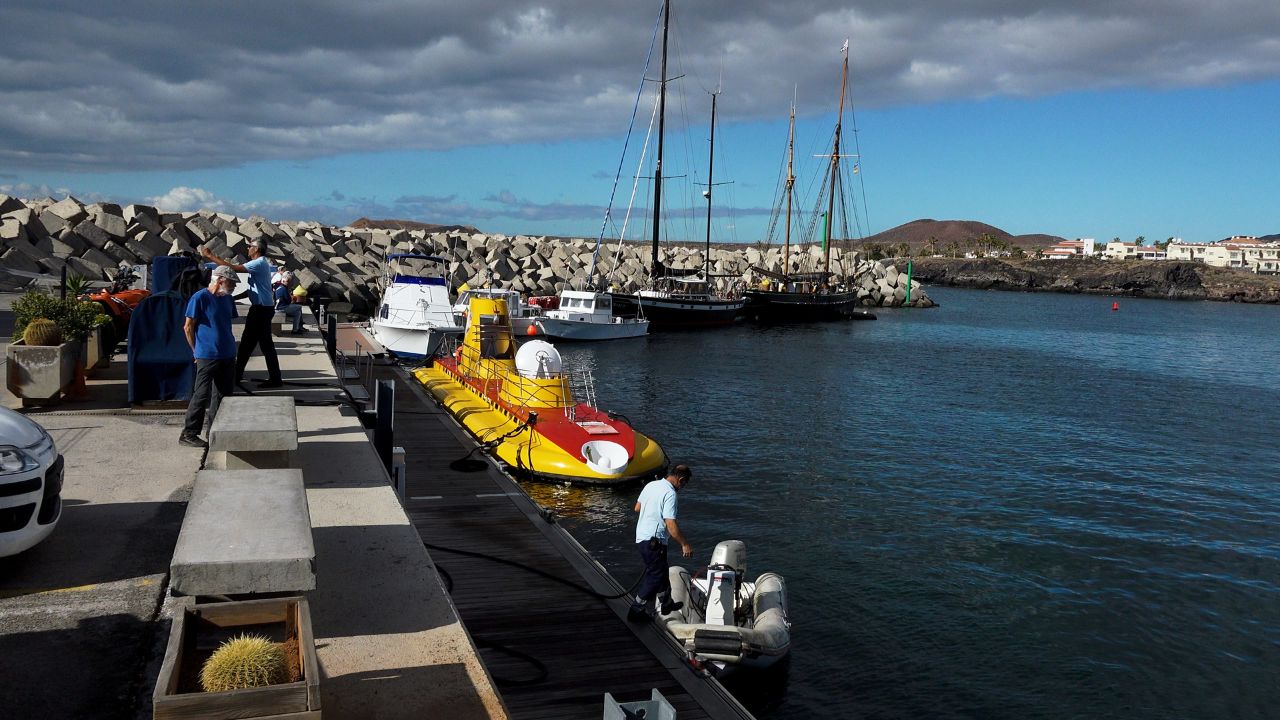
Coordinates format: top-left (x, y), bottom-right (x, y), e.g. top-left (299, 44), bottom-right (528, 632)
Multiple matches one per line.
top-left (349, 217), bottom-right (481, 235)
top-left (850, 219), bottom-right (1067, 253)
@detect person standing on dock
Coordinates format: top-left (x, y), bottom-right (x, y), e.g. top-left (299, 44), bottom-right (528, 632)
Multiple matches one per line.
top-left (629, 464), bottom-right (693, 623)
top-left (179, 266), bottom-right (239, 448)
top-left (202, 239), bottom-right (283, 388)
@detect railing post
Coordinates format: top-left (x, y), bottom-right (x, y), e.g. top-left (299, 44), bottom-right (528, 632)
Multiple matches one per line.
top-left (374, 379), bottom-right (394, 474)
top-left (326, 314), bottom-right (337, 362)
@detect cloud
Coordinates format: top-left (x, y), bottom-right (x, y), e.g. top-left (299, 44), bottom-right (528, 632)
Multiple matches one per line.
top-left (147, 186), bottom-right (229, 213)
top-left (1, 1), bottom-right (1278, 173)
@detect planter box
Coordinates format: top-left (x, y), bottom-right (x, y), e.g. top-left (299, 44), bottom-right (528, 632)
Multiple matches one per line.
top-left (154, 597), bottom-right (321, 720)
top-left (84, 324), bottom-right (111, 372)
top-left (5, 340), bottom-right (77, 404)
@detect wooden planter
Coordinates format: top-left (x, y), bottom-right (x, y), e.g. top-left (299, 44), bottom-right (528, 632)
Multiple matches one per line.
top-left (154, 597), bottom-right (321, 720)
top-left (5, 340), bottom-right (77, 405)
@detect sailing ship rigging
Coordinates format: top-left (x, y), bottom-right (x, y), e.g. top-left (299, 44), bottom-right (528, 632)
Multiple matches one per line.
top-left (741, 40), bottom-right (875, 323)
top-left (607, 0), bottom-right (746, 328)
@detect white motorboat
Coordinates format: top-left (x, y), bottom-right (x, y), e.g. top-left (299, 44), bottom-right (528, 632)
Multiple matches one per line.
top-left (369, 253), bottom-right (463, 359)
top-left (660, 540), bottom-right (790, 672)
top-left (452, 288), bottom-right (543, 336)
top-left (532, 289), bottom-right (648, 341)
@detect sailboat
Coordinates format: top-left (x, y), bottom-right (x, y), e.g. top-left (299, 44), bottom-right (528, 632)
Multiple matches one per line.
top-left (741, 42), bottom-right (875, 323)
top-left (608, 0), bottom-right (745, 329)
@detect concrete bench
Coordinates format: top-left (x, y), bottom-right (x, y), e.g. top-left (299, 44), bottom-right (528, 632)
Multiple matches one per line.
top-left (208, 396), bottom-right (299, 469)
top-left (170, 469), bottom-right (316, 596)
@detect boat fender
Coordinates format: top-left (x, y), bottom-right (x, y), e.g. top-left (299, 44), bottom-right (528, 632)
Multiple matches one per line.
top-left (691, 628), bottom-right (745, 657)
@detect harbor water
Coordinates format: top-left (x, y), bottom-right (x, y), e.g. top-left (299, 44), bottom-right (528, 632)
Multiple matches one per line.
top-left (523, 286), bottom-right (1280, 719)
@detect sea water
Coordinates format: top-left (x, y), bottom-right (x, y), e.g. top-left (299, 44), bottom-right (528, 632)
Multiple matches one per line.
top-left (527, 287), bottom-right (1280, 719)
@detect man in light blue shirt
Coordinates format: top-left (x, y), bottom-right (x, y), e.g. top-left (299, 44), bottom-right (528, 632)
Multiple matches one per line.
top-left (202, 239), bottom-right (283, 388)
top-left (629, 464), bottom-right (693, 623)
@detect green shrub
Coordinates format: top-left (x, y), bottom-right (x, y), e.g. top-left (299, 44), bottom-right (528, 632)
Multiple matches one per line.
top-left (12, 290), bottom-right (108, 342)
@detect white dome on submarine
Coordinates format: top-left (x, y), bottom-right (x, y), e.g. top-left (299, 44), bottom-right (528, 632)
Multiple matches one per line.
top-left (515, 340), bottom-right (563, 379)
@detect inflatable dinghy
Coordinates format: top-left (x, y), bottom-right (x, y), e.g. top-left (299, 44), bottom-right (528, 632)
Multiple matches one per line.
top-left (659, 540), bottom-right (790, 671)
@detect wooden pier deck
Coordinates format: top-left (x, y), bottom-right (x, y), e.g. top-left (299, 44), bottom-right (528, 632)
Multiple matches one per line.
top-left (371, 362), bottom-right (755, 720)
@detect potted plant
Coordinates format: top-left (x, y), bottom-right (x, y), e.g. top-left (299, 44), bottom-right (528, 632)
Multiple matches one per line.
top-left (153, 597), bottom-right (321, 719)
top-left (6, 290), bottom-right (106, 404)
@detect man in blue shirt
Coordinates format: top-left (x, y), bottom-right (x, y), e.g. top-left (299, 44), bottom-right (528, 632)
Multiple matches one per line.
top-left (180, 266), bottom-right (239, 447)
top-left (202, 239), bottom-right (283, 388)
top-left (629, 464), bottom-right (693, 623)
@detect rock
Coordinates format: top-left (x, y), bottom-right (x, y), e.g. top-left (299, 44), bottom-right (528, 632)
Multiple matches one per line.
top-left (37, 210), bottom-right (69, 236)
top-left (46, 196), bottom-right (88, 224)
top-left (53, 228), bottom-right (90, 255)
top-left (92, 210), bottom-right (127, 239)
top-left (73, 218), bottom-right (113, 249)
top-left (186, 215), bottom-right (221, 243)
top-left (101, 241), bottom-right (140, 266)
top-left (1, 247), bottom-right (41, 275)
top-left (124, 204), bottom-right (160, 228)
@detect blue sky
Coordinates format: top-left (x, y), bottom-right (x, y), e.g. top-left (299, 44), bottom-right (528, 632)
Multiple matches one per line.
top-left (2, 1), bottom-right (1278, 245)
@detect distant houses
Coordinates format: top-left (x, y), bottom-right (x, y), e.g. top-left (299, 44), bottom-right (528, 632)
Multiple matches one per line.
top-left (1164, 237), bottom-right (1280, 274)
top-left (1032, 235), bottom-right (1279, 274)
top-left (1044, 238), bottom-right (1096, 259)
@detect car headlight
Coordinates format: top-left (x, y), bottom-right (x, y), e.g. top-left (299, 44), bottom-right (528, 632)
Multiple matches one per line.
top-left (0, 446), bottom-right (39, 475)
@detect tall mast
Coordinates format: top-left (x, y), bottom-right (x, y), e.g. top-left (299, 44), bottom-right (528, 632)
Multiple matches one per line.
top-left (825, 41), bottom-right (849, 275)
top-left (784, 98), bottom-right (795, 279)
top-left (703, 91), bottom-right (717, 281)
top-left (650, 0), bottom-right (671, 276)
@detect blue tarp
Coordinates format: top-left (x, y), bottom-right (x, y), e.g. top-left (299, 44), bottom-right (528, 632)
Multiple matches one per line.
top-left (127, 290), bottom-right (195, 404)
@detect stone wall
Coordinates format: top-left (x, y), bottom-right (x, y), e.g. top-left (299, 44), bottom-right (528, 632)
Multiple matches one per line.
top-left (0, 194), bottom-right (935, 313)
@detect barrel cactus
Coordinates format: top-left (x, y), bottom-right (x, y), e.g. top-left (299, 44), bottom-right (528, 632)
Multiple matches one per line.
top-left (22, 318), bottom-right (63, 346)
top-left (199, 634), bottom-right (289, 692)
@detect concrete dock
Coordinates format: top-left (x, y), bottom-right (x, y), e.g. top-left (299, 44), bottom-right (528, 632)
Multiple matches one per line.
top-left (1, 293), bottom-right (754, 720)
top-left (1, 296), bottom-right (506, 719)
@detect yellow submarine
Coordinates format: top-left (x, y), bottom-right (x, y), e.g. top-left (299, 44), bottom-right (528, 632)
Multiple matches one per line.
top-left (412, 295), bottom-right (668, 485)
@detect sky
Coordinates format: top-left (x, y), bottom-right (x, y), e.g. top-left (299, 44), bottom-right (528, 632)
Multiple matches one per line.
top-left (1, 1), bottom-right (1278, 245)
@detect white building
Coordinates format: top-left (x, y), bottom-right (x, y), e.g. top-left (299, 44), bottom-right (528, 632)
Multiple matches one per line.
top-left (1166, 238), bottom-right (1280, 273)
top-left (1044, 238), bottom-right (1096, 260)
top-left (1104, 241), bottom-right (1165, 260)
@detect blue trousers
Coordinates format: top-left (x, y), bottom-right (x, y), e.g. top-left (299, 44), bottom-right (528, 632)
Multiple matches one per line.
top-left (633, 539), bottom-right (670, 612)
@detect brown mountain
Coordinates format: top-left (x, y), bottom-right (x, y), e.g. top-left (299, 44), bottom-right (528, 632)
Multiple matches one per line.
top-left (851, 219), bottom-right (1067, 252)
top-left (349, 217), bottom-right (481, 235)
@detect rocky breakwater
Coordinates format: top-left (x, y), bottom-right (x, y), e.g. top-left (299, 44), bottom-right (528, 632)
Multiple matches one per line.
top-left (907, 257), bottom-right (1280, 304)
top-left (0, 194), bottom-right (934, 313)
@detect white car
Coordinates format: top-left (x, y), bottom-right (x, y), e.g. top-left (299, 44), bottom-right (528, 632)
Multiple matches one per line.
top-left (0, 407), bottom-right (63, 556)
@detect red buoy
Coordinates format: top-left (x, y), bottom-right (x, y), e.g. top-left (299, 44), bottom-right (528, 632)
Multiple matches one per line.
top-left (526, 324), bottom-right (539, 336)
top-left (1112, 302), bottom-right (1119, 311)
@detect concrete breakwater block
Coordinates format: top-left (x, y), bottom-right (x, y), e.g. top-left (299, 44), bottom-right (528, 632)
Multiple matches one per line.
top-left (0, 193), bottom-right (936, 309)
top-left (170, 469), bottom-right (316, 596)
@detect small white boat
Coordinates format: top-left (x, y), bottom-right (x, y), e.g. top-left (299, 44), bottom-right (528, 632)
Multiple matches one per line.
top-left (452, 288), bottom-right (543, 336)
top-left (660, 540), bottom-right (790, 672)
top-left (369, 253), bottom-right (463, 359)
top-left (532, 289), bottom-right (648, 341)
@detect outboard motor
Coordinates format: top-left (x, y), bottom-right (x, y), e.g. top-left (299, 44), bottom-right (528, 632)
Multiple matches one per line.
top-left (704, 541), bottom-right (746, 625)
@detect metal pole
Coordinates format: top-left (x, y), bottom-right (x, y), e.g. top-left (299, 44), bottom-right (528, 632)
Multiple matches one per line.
top-left (326, 314), bottom-right (337, 362)
top-left (374, 380), bottom-right (394, 474)
top-left (60, 266), bottom-right (67, 301)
